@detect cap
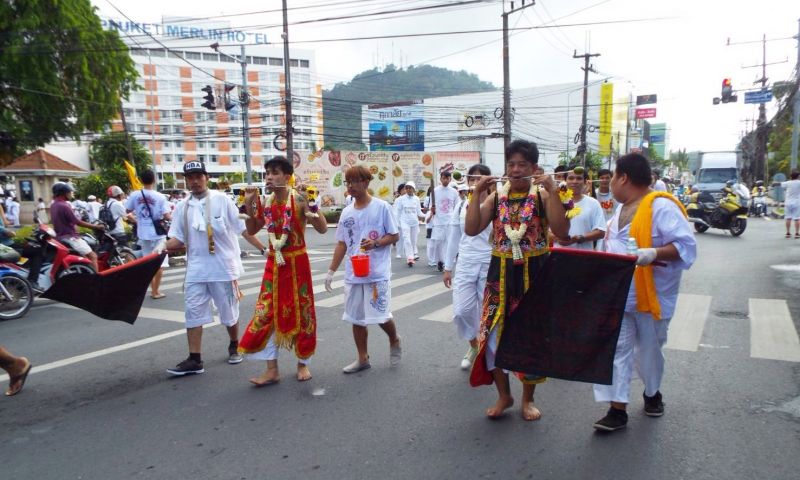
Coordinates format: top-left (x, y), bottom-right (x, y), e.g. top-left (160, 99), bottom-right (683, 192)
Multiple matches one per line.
top-left (183, 160), bottom-right (207, 175)
top-left (405, 181), bottom-right (416, 190)
top-left (457, 183), bottom-right (469, 192)
top-left (107, 185), bottom-right (123, 197)
top-left (87, 195), bottom-right (97, 201)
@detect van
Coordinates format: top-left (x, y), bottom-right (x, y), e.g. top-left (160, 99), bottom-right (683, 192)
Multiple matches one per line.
top-left (693, 152), bottom-right (740, 196)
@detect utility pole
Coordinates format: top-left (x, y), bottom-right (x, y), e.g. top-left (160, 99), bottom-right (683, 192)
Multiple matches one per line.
top-left (501, 0), bottom-right (536, 159)
top-left (573, 49), bottom-right (600, 167)
top-left (791, 18), bottom-right (800, 171)
top-left (282, 0), bottom-right (295, 170)
top-left (240, 45), bottom-right (252, 185)
top-left (118, 102), bottom-right (136, 171)
top-left (147, 52), bottom-right (157, 188)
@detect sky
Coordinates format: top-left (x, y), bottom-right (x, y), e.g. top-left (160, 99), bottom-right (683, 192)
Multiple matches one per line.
top-left (92, 0), bottom-right (800, 154)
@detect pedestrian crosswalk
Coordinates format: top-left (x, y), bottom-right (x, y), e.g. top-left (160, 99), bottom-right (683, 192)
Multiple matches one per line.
top-left (49, 256), bottom-right (800, 364)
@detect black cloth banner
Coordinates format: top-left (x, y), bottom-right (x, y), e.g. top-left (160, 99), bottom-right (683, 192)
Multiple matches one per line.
top-left (42, 253), bottom-right (166, 324)
top-left (495, 248), bottom-right (635, 385)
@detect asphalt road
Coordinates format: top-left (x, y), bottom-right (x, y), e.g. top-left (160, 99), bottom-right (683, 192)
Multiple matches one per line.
top-left (1, 217), bottom-right (799, 480)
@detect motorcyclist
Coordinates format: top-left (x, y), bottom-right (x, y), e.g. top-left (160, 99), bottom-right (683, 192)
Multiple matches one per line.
top-left (750, 180), bottom-right (767, 216)
top-left (50, 182), bottom-right (105, 271)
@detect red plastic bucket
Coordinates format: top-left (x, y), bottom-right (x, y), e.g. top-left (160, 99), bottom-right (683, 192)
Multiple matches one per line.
top-left (351, 254), bottom-right (370, 277)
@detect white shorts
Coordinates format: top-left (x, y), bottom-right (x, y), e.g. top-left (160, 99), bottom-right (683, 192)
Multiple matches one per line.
top-left (342, 281), bottom-right (393, 326)
top-left (61, 236), bottom-right (92, 256)
top-left (139, 238), bottom-right (169, 267)
top-left (184, 281), bottom-right (240, 328)
top-left (785, 201), bottom-right (800, 220)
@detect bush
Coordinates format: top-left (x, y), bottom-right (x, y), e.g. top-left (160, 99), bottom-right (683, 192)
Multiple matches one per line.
top-left (322, 210), bottom-right (340, 224)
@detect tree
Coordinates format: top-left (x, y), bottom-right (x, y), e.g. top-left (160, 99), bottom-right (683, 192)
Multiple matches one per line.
top-left (558, 149), bottom-right (605, 173)
top-left (668, 149), bottom-right (690, 172)
top-left (162, 173), bottom-right (176, 189)
top-left (0, 0), bottom-right (138, 162)
top-left (75, 132), bottom-right (151, 198)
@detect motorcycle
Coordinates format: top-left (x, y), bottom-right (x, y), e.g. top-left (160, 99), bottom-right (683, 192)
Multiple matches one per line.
top-left (749, 188), bottom-right (768, 217)
top-left (0, 248), bottom-right (34, 320)
top-left (13, 224), bottom-right (95, 292)
top-left (687, 188), bottom-right (748, 236)
top-left (80, 230), bottom-right (136, 272)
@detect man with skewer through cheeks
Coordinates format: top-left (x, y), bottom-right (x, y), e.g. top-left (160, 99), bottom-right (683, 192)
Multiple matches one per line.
top-left (464, 139), bottom-right (571, 421)
top-left (238, 156), bottom-right (328, 386)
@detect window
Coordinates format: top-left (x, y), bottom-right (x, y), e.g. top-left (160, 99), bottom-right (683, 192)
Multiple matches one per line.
top-left (132, 48), bottom-right (148, 57)
top-left (207, 126), bottom-right (216, 135)
top-left (169, 51), bottom-right (182, 59)
top-left (300, 60), bottom-right (309, 68)
top-left (197, 141), bottom-right (206, 149)
top-left (173, 125), bottom-right (183, 134)
top-left (231, 141), bottom-right (240, 150)
top-left (289, 59), bottom-right (299, 67)
top-left (232, 155), bottom-right (240, 163)
top-left (293, 73), bottom-right (310, 84)
top-left (262, 142), bottom-right (271, 150)
top-left (130, 93), bottom-right (146, 103)
top-left (138, 124), bottom-right (148, 133)
top-left (271, 114), bottom-right (282, 123)
top-left (164, 154), bottom-right (172, 163)
top-left (268, 58), bottom-right (283, 66)
top-left (149, 48), bottom-right (166, 57)
top-left (177, 154), bottom-right (185, 163)
top-left (210, 155), bottom-right (218, 163)
top-left (123, 108), bottom-right (133, 117)
top-left (208, 141), bottom-right (217, 150)
top-left (196, 126), bottom-right (206, 135)
top-left (202, 53), bottom-right (218, 61)
top-left (160, 66), bottom-right (179, 77)
top-left (162, 140), bottom-right (171, 149)
top-left (174, 140), bottom-right (183, 149)
top-left (295, 87), bottom-right (311, 98)
top-left (172, 110), bottom-right (182, 120)
top-left (198, 154), bottom-right (207, 162)
top-left (184, 51), bottom-right (201, 60)
top-left (252, 56), bottom-right (269, 65)
top-left (220, 54), bottom-right (235, 63)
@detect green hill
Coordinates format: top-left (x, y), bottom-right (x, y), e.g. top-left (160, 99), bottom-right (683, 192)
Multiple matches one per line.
top-left (322, 64), bottom-right (496, 150)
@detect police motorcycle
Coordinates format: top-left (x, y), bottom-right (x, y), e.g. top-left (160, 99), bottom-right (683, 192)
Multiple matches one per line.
top-left (686, 181), bottom-right (748, 236)
top-left (749, 180), bottom-right (768, 217)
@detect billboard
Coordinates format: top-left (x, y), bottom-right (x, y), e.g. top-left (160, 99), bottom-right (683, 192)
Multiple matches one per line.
top-left (367, 101), bottom-right (424, 151)
top-left (635, 108), bottom-right (657, 120)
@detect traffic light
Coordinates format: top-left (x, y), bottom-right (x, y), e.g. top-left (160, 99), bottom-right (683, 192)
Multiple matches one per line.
top-left (720, 78), bottom-right (738, 103)
top-left (200, 85), bottom-right (215, 110)
top-left (223, 83), bottom-right (237, 111)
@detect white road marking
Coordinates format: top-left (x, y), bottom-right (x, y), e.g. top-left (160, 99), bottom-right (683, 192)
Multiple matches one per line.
top-left (420, 304), bottom-right (453, 323)
top-left (665, 293), bottom-right (712, 351)
top-left (749, 298), bottom-right (800, 362)
top-left (391, 281), bottom-right (450, 310)
top-left (239, 270), bottom-right (346, 297)
top-left (314, 274), bottom-right (433, 308)
top-left (0, 323), bottom-right (219, 382)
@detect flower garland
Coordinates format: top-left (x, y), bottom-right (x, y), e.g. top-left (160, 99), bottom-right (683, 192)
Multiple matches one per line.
top-left (263, 190), bottom-right (294, 266)
top-left (498, 181), bottom-right (537, 263)
top-left (558, 183), bottom-right (581, 219)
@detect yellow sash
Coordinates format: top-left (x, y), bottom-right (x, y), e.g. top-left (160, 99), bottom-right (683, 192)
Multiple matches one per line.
top-left (629, 191), bottom-right (687, 320)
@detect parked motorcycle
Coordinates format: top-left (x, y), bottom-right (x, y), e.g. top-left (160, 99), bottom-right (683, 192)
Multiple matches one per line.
top-left (81, 230), bottom-right (136, 272)
top-left (0, 249), bottom-right (33, 320)
top-left (687, 187), bottom-right (748, 236)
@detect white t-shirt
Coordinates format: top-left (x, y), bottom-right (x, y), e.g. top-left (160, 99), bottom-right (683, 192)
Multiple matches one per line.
top-left (432, 185), bottom-right (459, 227)
top-left (606, 197), bottom-right (696, 319)
top-left (594, 190), bottom-right (618, 222)
top-left (87, 201), bottom-right (101, 222)
top-left (782, 180), bottom-right (800, 203)
top-left (443, 198), bottom-right (492, 271)
top-left (126, 189), bottom-right (170, 240)
top-left (566, 196), bottom-right (607, 251)
top-left (654, 180), bottom-right (667, 192)
top-left (336, 198), bottom-right (399, 284)
top-left (168, 190), bottom-right (244, 283)
top-left (106, 199), bottom-right (127, 235)
top-left (393, 194), bottom-right (423, 226)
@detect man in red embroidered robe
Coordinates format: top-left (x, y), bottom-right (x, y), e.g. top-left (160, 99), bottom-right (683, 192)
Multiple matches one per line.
top-left (238, 156), bottom-right (328, 385)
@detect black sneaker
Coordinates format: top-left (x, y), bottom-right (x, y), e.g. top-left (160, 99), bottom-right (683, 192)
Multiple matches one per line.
top-left (167, 357), bottom-right (205, 376)
top-left (437, 261), bottom-right (444, 272)
top-left (593, 407), bottom-right (628, 431)
top-left (643, 391), bottom-right (664, 417)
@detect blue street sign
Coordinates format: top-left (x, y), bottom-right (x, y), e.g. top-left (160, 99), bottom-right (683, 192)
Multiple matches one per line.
top-left (744, 89), bottom-right (773, 104)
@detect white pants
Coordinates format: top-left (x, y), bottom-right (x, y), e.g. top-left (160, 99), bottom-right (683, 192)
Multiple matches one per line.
top-left (593, 311), bottom-right (671, 403)
top-left (247, 333), bottom-right (308, 365)
top-left (399, 223), bottom-right (419, 260)
top-left (452, 259), bottom-right (489, 341)
top-left (343, 281), bottom-right (393, 326)
top-left (428, 225), bottom-right (447, 265)
top-left (184, 281), bottom-right (240, 328)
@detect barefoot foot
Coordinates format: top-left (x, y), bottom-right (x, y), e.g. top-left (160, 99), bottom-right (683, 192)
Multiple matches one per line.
top-left (296, 364), bottom-right (312, 382)
top-left (486, 396), bottom-right (514, 419)
top-left (521, 401), bottom-right (542, 421)
top-left (249, 368), bottom-right (280, 387)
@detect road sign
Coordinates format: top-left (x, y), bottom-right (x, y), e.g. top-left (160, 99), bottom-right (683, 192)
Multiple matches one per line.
top-left (744, 89), bottom-right (773, 104)
top-left (636, 94), bottom-right (657, 105)
top-left (635, 108), bottom-right (657, 119)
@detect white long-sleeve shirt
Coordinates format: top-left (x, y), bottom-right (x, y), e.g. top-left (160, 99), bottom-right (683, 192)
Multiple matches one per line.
top-left (606, 197), bottom-right (696, 319)
top-left (393, 194), bottom-right (423, 226)
top-left (431, 185), bottom-right (459, 227)
top-left (443, 198), bottom-right (492, 272)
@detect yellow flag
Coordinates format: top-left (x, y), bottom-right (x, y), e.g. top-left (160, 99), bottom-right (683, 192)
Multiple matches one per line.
top-left (124, 160), bottom-right (143, 190)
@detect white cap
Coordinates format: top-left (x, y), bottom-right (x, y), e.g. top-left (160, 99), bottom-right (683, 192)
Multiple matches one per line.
top-left (457, 183), bottom-right (469, 192)
top-left (405, 181), bottom-right (416, 190)
top-left (87, 195), bottom-right (97, 201)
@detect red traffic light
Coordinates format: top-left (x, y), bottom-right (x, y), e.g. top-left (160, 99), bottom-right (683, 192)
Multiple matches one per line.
top-left (722, 78), bottom-right (731, 87)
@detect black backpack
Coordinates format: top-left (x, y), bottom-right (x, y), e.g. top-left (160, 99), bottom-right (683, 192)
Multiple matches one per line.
top-left (98, 201), bottom-right (116, 228)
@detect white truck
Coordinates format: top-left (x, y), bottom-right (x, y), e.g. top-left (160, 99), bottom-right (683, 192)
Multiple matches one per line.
top-left (688, 151), bottom-right (741, 197)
